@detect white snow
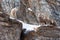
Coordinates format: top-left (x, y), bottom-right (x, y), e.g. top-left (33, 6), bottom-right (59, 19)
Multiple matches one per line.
top-left (10, 17), bottom-right (41, 31)
top-left (28, 8), bottom-right (32, 11)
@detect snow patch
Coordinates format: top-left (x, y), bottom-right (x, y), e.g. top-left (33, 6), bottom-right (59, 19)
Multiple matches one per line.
top-left (10, 17), bottom-right (40, 31)
top-left (28, 8), bottom-right (32, 11)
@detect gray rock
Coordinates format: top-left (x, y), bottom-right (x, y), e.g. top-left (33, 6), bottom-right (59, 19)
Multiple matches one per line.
top-left (0, 13), bottom-right (22, 40)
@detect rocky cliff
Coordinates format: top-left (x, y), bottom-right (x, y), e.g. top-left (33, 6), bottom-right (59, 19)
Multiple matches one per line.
top-left (22, 25), bottom-right (60, 40)
top-left (0, 12), bottom-right (22, 40)
top-left (0, 0), bottom-right (60, 40)
top-left (1, 0), bottom-right (60, 26)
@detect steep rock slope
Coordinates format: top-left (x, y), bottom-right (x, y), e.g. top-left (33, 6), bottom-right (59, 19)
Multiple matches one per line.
top-left (0, 12), bottom-right (22, 40)
top-left (1, 0), bottom-right (60, 26)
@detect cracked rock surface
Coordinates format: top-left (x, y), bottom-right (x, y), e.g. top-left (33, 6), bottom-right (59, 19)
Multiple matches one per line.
top-left (0, 13), bottom-right (22, 40)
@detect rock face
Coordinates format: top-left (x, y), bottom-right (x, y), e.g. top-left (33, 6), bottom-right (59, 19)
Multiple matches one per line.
top-left (0, 13), bottom-right (22, 40)
top-left (21, 17), bottom-right (60, 40)
top-left (0, 0), bottom-right (60, 26)
top-left (0, 0), bottom-right (60, 40)
top-left (37, 26), bottom-right (60, 38)
top-left (1, 0), bottom-right (60, 26)
top-left (46, 0), bottom-right (60, 26)
top-left (22, 26), bottom-right (60, 40)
